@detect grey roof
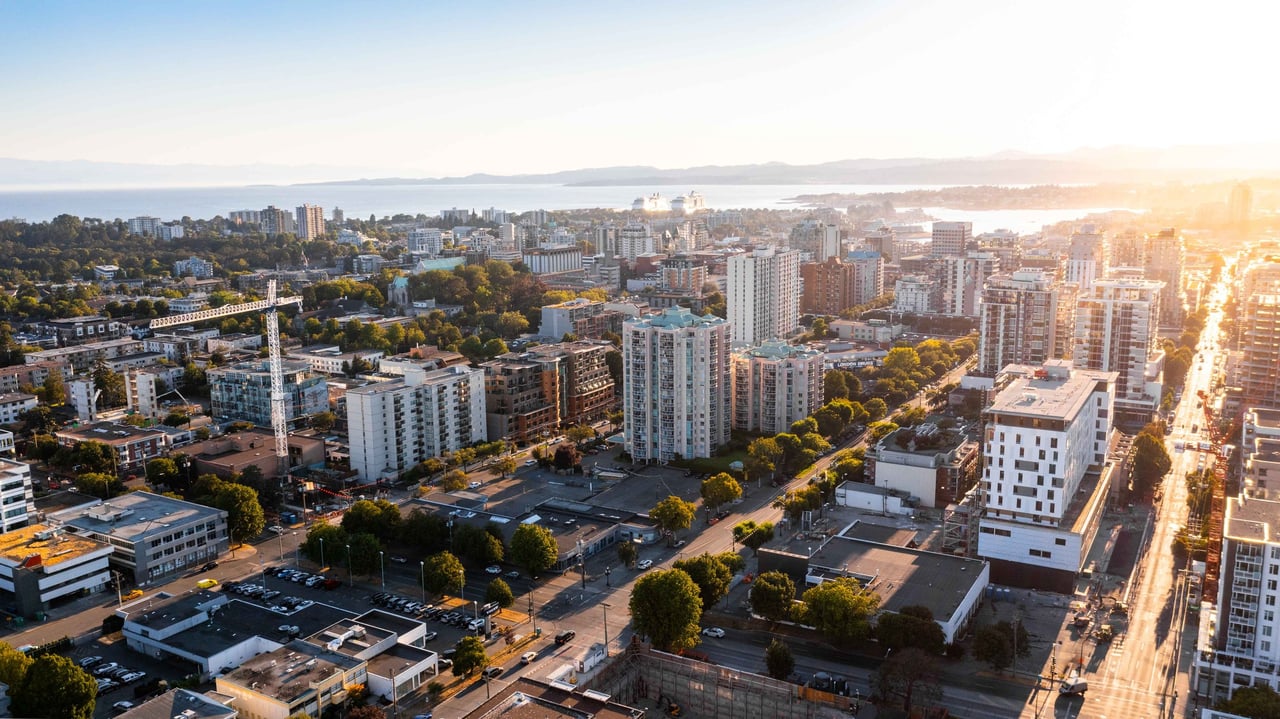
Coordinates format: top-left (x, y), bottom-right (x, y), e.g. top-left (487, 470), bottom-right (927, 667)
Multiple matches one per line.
top-left (1226, 494), bottom-right (1280, 543)
top-left (808, 536), bottom-right (986, 623)
top-left (116, 688), bottom-right (236, 719)
top-left (52, 491), bottom-right (226, 545)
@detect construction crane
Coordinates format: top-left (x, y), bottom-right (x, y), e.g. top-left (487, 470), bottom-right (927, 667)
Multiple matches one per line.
top-left (150, 281), bottom-right (303, 475)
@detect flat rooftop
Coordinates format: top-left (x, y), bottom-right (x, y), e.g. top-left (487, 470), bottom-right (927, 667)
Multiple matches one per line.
top-left (304, 618), bottom-right (396, 659)
top-left (366, 643), bottom-right (436, 679)
top-left (989, 364), bottom-right (1116, 421)
top-left (220, 639), bottom-right (362, 704)
top-left (808, 536), bottom-right (986, 622)
top-left (463, 677), bottom-right (644, 719)
top-left (57, 421), bottom-right (166, 443)
top-left (54, 491), bottom-right (225, 543)
top-left (838, 519), bottom-right (922, 548)
top-left (1226, 494), bottom-right (1280, 543)
top-left (117, 688), bottom-right (236, 719)
top-left (355, 608), bottom-right (427, 637)
top-left (167, 599), bottom-right (352, 662)
top-left (0, 523), bottom-right (110, 569)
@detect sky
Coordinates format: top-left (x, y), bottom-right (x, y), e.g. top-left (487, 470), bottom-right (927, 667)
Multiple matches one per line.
top-left (2, 0), bottom-right (1278, 178)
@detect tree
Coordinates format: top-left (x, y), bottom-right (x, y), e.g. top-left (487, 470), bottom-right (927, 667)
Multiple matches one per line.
top-left (20, 406), bottom-right (58, 434)
top-left (700, 473), bottom-right (742, 514)
top-left (746, 437), bottom-right (784, 480)
top-left (440, 469), bottom-right (468, 492)
top-left (74, 471), bottom-right (120, 498)
top-left (1131, 432), bottom-right (1173, 495)
top-left (868, 420), bottom-right (899, 443)
top-left (864, 397), bottom-right (888, 421)
top-left (145, 457), bottom-right (180, 486)
top-left (451, 636), bottom-right (488, 676)
top-left (797, 577), bottom-right (880, 644)
top-left (749, 571), bottom-right (796, 622)
top-left (764, 639), bottom-right (795, 680)
top-left (673, 554), bottom-right (734, 612)
top-left (162, 411), bottom-right (190, 427)
top-left (312, 411), bottom-right (337, 432)
top-left (1218, 683), bottom-right (1280, 719)
top-left (214, 482), bottom-right (266, 544)
top-left (347, 707), bottom-right (386, 719)
top-left (0, 642), bottom-right (32, 690)
top-left (732, 520), bottom-right (775, 553)
top-left (649, 495), bottom-right (696, 541)
top-left (972, 625), bottom-right (1014, 671)
top-left (565, 424), bottom-right (596, 444)
top-left (876, 606), bottom-right (946, 654)
top-left (630, 569), bottom-right (703, 652)
top-left (617, 540), bottom-right (638, 568)
top-left (510, 523), bottom-right (558, 578)
top-left (11, 654), bottom-right (97, 719)
top-left (494, 456), bottom-right (517, 478)
top-left (485, 578), bottom-right (515, 608)
top-left (552, 443), bottom-right (580, 471)
top-left (73, 440), bottom-right (116, 475)
top-left (451, 447), bottom-right (477, 469)
top-left (347, 532), bottom-right (384, 576)
top-left (342, 499), bottom-right (402, 542)
top-left (875, 647), bottom-right (943, 713)
top-left (40, 372), bottom-right (66, 405)
top-left (303, 523), bottom-right (348, 565)
top-left (422, 551), bottom-right (465, 595)
top-left (607, 409), bottom-right (624, 432)
top-left (91, 357), bottom-right (126, 408)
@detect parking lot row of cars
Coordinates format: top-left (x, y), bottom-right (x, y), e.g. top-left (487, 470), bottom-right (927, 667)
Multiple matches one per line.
top-left (265, 566), bottom-right (342, 589)
top-left (78, 656), bottom-right (146, 696)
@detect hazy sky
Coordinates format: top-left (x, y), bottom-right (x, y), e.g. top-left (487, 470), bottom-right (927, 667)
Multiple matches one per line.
top-left (2, 0), bottom-right (1275, 176)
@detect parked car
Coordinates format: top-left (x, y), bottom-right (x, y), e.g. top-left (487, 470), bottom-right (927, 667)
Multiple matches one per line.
top-left (505, 570), bottom-right (520, 579)
top-left (112, 701), bottom-right (136, 714)
top-left (520, 651), bottom-right (538, 665)
top-left (485, 565), bottom-right (502, 575)
top-left (200, 561), bottom-right (219, 572)
top-left (423, 631), bottom-right (438, 642)
top-left (79, 655), bottom-right (102, 668)
top-left (119, 671), bottom-right (146, 684)
top-left (701, 627), bottom-right (725, 638)
top-left (637, 559), bottom-right (654, 570)
top-left (94, 663), bottom-right (121, 676)
top-left (482, 666), bottom-right (504, 679)
top-left (468, 481), bottom-right (482, 490)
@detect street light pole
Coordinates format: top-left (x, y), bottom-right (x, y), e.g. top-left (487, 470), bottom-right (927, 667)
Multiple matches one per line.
top-left (419, 560), bottom-right (426, 604)
top-left (346, 544), bottom-right (353, 586)
top-left (319, 537), bottom-right (325, 570)
top-left (292, 533), bottom-right (299, 567)
top-left (605, 566), bottom-right (611, 587)
top-left (602, 602), bottom-right (611, 655)
top-left (379, 551), bottom-right (385, 588)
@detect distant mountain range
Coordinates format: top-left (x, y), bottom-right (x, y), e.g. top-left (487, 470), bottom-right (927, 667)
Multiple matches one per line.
top-left (6, 144), bottom-right (1280, 189)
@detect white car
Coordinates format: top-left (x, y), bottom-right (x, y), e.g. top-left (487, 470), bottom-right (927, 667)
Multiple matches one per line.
top-left (268, 525), bottom-right (285, 535)
top-left (523, 459), bottom-right (538, 467)
top-left (468, 481), bottom-right (482, 490)
top-left (701, 627), bottom-right (726, 638)
top-left (521, 651), bottom-right (538, 665)
top-left (637, 559), bottom-right (654, 570)
top-left (485, 565), bottom-right (502, 575)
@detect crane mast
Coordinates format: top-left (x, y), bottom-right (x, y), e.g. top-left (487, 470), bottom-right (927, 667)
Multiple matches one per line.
top-left (150, 280), bottom-right (302, 476)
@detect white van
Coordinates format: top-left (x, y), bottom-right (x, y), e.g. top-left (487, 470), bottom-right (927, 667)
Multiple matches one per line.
top-left (1060, 675), bottom-right (1088, 695)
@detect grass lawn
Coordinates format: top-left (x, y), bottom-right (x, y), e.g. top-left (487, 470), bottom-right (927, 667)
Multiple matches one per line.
top-left (671, 449), bottom-right (749, 475)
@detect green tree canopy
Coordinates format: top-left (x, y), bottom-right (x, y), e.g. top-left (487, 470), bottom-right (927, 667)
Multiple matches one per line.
top-left (749, 571), bottom-right (796, 622)
top-left (510, 523), bottom-right (558, 578)
top-left (732, 520), bottom-right (775, 553)
top-left (875, 647), bottom-right (943, 713)
top-left (341, 499), bottom-right (402, 542)
top-left (213, 481), bottom-right (266, 544)
top-left (451, 635), bottom-right (488, 676)
top-left (700, 473), bottom-right (742, 512)
top-left (797, 577), bottom-right (880, 644)
top-left (422, 551), bottom-right (465, 595)
top-left (673, 554), bottom-right (734, 612)
top-left (650, 495), bottom-right (696, 539)
top-left (0, 642), bottom-right (32, 689)
top-left (876, 606), bottom-right (946, 654)
top-left (630, 569), bottom-right (703, 652)
top-left (1218, 683), bottom-right (1280, 719)
top-left (485, 578), bottom-right (515, 608)
top-left (11, 654), bottom-right (97, 719)
top-left (764, 638), bottom-right (795, 680)
top-left (303, 523), bottom-right (348, 566)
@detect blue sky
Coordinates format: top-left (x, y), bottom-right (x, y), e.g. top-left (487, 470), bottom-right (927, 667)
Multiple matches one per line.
top-left (2, 0), bottom-right (1276, 177)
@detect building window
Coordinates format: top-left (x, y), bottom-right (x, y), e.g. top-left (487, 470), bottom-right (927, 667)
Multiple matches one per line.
top-left (1029, 549), bottom-right (1051, 558)
top-left (1055, 538), bottom-right (1067, 546)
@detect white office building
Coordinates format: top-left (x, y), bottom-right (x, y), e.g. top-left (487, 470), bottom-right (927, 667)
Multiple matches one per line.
top-left (931, 221), bottom-right (973, 257)
top-left (618, 223), bottom-right (655, 263)
top-left (727, 247), bottom-right (801, 346)
top-left (522, 246), bottom-right (583, 275)
top-left (731, 341), bottom-right (824, 435)
top-left (407, 227), bottom-right (445, 256)
top-left (347, 365), bottom-right (487, 482)
top-left (623, 308), bottom-right (731, 462)
top-left (173, 256), bottom-right (215, 278)
top-left (1194, 495), bottom-right (1280, 704)
top-left (128, 216), bottom-right (163, 236)
top-left (1064, 227), bottom-right (1107, 293)
top-left (977, 361), bottom-right (1117, 592)
top-left (0, 458), bottom-right (34, 533)
top-left (894, 275), bottom-right (937, 314)
top-left (1073, 278), bottom-right (1166, 426)
top-left (940, 252), bottom-right (1000, 318)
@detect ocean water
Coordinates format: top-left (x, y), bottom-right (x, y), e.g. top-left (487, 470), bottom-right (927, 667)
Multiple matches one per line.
top-left (0, 183), bottom-right (1140, 235)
